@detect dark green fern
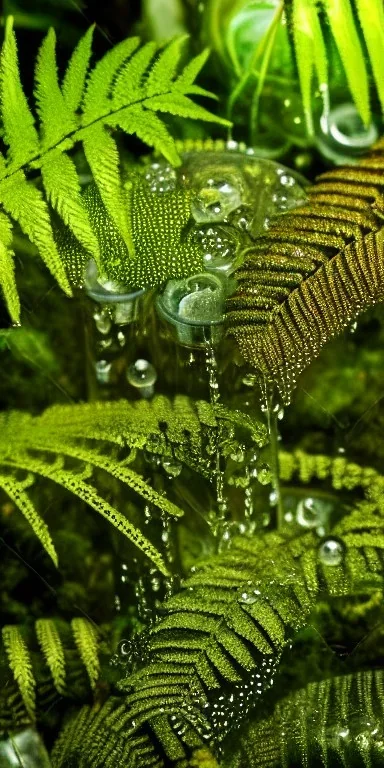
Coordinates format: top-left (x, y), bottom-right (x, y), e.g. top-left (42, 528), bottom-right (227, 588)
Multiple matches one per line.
top-left (226, 669), bottom-right (384, 767)
top-left (50, 511), bottom-right (384, 767)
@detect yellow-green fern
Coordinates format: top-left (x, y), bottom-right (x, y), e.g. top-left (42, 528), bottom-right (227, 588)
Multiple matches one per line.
top-left (0, 18), bottom-right (228, 323)
top-left (2, 626), bottom-right (36, 720)
top-left (0, 396), bottom-right (265, 572)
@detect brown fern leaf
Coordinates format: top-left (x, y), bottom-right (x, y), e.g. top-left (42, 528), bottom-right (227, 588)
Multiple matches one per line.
top-left (226, 140), bottom-right (384, 403)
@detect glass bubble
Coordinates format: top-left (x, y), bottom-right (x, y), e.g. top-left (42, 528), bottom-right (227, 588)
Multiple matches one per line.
top-left (84, 259), bottom-right (147, 324)
top-left (156, 273), bottom-right (226, 347)
top-left (318, 538), bottom-right (344, 566)
top-left (162, 459), bottom-right (182, 478)
top-left (191, 177), bottom-right (243, 223)
top-left (93, 308), bottom-right (111, 335)
top-left (127, 359), bottom-right (157, 398)
top-left (315, 102), bottom-right (379, 165)
top-left (193, 223), bottom-right (240, 274)
top-left (178, 150), bottom-right (307, 241)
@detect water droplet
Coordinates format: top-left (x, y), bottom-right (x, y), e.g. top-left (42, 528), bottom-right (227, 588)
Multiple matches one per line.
top-left (191, 174), bottom-right (243, 224)
top-left (93, 309), bottom-right (111, 335)
top-left (318, 538), bottom-right (344, 566)
top-left (95, 359), bottom-right (112, 384)
top-left (296, 497), bottom-right (330, 529)
top-left (127, 359), bottom-right (157, 398)
top-left (162, 459), bottom-right (182, 478)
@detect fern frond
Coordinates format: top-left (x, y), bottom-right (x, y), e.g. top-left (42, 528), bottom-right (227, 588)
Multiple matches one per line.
top-left (0, 210), bottom-right (19, 323)
top-left (0, 617), bottom-right (108, 735)
top-left (52, 519), bottom-right (384, 767)
top-left (2, 625), bottom-right (35, 720)
top-left (292, 0), bottom-right (328, 136)
top-left (34, 27), bottom-right (76, 148)
top-left (0, 20), bottom-right (228, 318)
top-left (0, 16), bottom-right (39, 169)
top-left (35, 618), bottom-right (66, 694)
top-left (61, 24), bottom-right (95, 113)
top-left (0, 470), bottom-right (58, 565)
top-left (0, 396), bottom-right (264, 571)
top-left (227, 141), bottom-right (384, 402)
top-left (71, 618), bottom-right (100, 690)
top-left (355, 0), bottom-right (384, 113)
top-left (230, 669), bottom-right (384, 767)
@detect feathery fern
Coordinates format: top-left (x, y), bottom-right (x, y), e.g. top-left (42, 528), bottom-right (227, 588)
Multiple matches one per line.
top-left (51, 512), bottom-right (384, 767)
top-left (0, 19), bottom-right (228, 323)
top-left (227, 138), bottom-right (384, 403)
top-left (0, 396), bottom-right (265, 572)
top-left (227, 669), bottom-right (384, 767)
top-left (0, 617), bottom-right (105, 735)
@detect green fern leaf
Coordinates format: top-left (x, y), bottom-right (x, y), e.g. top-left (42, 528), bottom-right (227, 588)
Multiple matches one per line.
top-left (0, 16), bottom-right (39, 169)
top-left (110, 105), bottom-right (179, 167)
top-left (0, 210), bottom-right (19, 323)
top-left (2, 626), bottom-right (35, 720)
top-left (0, 170), bottom-right (72, 297)
top-left (144, 92), bottom-right (228, 125)
top-left (227, 141), bottom-right (384, 403)
top-left (173, 47), bottom-right (211, 93)
top-left (81, 123), bottom-right (134, 257)
top-left (62, 25), bottom-right (95, 114)
top-left (4, 452), bottom-right (169, 575)
top-left (145, 36), bottom-right (190, 96)
top-left (111, 41), bottom-right (158, 108)
top-left (292, 0), bottom-right (328, 135)
top-left (71, 618), bottom-right (100, 690)
top-left (231, 670), bottom-right (384, 767)
top-left (35, 619), bottom-right (66, 695)
top-left (41, 150), bottom-right (100, 261)
top-left (0, 23), bottom-right (227, 320)
top-left (323, 0), bottom-right (370, 125)
top-left (0, 470), bottom-right (58, 566)
top-left (355, 0), bottom-right (384, 114)
top-left (34, 27), bottom-right (76, 148)
top-left (82, 36), bottom-right (141, 121)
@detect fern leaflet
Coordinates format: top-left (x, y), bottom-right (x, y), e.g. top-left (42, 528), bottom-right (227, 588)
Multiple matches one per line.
top-left (2, 625), bottom-right (36, 720)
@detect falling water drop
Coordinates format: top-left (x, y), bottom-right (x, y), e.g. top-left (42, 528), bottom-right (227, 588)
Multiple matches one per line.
top-left (95, 359), bottom-right (112, 384)
top-left (318, 538), bottom-right (344, 566)
top-left (126, 359), bottom-right (157, 398)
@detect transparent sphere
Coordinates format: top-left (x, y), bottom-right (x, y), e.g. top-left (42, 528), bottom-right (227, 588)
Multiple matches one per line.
top-left (318, 538), bottom-right (344, 566)
top-left (127, 359), bottom-right (157, 390)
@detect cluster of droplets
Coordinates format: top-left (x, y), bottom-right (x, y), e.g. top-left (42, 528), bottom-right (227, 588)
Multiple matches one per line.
top-left (204, 656), bottom-right (278, 746)
top-left (144, 161), bottom-right (177, 193)
top-left (193, 224), bottom-right (239, 274)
